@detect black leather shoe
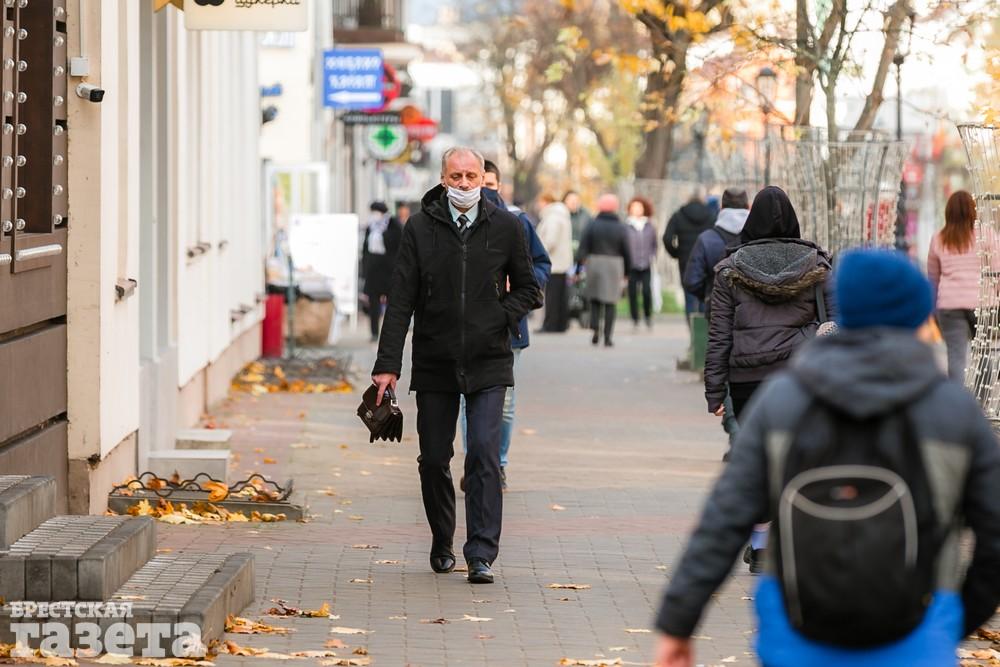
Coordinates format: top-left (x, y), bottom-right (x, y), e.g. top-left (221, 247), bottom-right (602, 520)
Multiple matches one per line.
top-left (748, 548), bottom-right (766, 574)
top-left (430, 551), bottom-right (456, 574)
top-left (467, 558), bottom-right (494, 584)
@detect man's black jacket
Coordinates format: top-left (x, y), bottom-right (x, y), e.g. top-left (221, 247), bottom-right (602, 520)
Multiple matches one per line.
top-left (372, 184), bottom-right (543, 394)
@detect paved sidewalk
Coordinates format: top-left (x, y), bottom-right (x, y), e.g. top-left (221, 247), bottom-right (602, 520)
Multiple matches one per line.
top-left (154, 316), bottom-right (755, 666)
top-left (151, 316), bottom-right (999, 666)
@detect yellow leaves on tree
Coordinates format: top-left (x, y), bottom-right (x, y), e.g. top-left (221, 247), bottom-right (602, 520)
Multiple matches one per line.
top-left (976, 51), bottom-right (1000, 125)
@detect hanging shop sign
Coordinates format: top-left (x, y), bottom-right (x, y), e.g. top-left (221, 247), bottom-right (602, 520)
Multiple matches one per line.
top-left (185, 0), bottom-right (308, 32)
top-left (323, 49), bottom-right (384, 110)
top-left (366, 125), bottom-right (408, 161)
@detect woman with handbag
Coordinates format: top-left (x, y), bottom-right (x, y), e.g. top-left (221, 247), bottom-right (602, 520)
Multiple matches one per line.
top-left (704, 186), bottom-right (834, 572)
top-left (927, 190), bottom-right (980, 382)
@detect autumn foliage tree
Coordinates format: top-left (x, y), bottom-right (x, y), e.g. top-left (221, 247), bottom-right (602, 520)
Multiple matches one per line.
top-left (469, 0), bottom-right (645, 201)
top-left (619, 0), bottom-right (732, 180)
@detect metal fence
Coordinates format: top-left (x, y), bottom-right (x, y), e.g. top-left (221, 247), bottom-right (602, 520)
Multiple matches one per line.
top-left (706, 130), bottom-right (908, 254)
top-left (958, 124), bottom-right (1000, 423)
top-left (615, 130), bottom-right (907, 296)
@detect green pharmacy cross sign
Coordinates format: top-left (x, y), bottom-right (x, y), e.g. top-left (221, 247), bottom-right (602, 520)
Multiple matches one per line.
top-left (365, 124), bottom-right (407, 161)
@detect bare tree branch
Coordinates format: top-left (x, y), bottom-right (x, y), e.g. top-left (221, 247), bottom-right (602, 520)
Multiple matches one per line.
top-left (854, 0), bottom-right (912, 132)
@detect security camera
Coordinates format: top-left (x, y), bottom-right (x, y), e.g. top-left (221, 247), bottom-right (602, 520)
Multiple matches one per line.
top-left (75, 83), bottom-right (105, 103)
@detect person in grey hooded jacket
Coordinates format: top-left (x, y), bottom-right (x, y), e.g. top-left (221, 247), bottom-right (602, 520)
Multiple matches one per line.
top-left (654, 249), bottom-right (1000, 667)
top-left (683, 188), bottom-right (750, 320)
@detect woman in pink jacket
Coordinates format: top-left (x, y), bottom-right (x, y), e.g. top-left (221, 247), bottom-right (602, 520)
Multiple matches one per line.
top-left (927, 190), bottom-right (979, 381)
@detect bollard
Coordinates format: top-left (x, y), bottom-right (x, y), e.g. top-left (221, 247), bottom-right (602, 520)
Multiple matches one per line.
top-left (690, 313), bottom-right (708, 373)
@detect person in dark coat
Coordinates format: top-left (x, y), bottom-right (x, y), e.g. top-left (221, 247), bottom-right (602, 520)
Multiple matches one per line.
top-left (371, 147), bottom-right (543, 586)
top-left (362, 201), bottom-right (404, 341)
top-left (577, 193), bottom-right (632, 347)
top-left (625, 196), bottom-right (658, 331)
top-left (664, 192), bottom-right (716, 321)
top-left (704, 186), bottom-right (834, 420)
top-left (682, 188), bottom-right (750, 321)
top-left (458, 161), bottom-right (551, 493)
top-left (654, 250), bottom-right (1000, 667)
top-left (682, 188), bottom-right (750, 457)
top-left (704, 186), bottom-right (834, 571)
top-left (563, 190), bottom-right (592, 248)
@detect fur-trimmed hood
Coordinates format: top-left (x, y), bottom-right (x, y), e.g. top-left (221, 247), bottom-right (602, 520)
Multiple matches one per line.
top-left (719, 238), bottom-right (831, 303)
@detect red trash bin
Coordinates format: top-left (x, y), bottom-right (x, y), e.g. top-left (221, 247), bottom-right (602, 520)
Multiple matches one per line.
top-left (262, 294), bottom-right (284, 358)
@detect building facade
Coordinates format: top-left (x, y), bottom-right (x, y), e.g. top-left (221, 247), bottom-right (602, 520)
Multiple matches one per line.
top-left (0, 0), bottom-right (268, 514)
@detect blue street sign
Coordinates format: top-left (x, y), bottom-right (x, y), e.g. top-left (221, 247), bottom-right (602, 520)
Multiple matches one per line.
top-left (323, 48), bottom-right (384, 110)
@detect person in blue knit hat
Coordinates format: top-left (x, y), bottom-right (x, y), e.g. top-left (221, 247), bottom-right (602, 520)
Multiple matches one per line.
top-left (653, 248), bottom-right (1000, 667)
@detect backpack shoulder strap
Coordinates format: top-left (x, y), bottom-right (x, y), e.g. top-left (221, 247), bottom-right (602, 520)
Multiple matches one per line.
top-left (814, 283), bottom-right (828, 323)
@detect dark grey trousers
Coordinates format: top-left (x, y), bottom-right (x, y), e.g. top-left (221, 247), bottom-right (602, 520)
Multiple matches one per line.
top-left (416, 387), bottom-right (505, 564)
top-left (937, 309), bottom-right (975, 382)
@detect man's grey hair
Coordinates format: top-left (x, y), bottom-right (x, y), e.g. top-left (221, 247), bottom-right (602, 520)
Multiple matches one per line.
top-left (441, 147), bottom-right (486, 175)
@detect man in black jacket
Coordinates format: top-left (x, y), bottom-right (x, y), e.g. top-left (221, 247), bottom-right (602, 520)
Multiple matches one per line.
top-left (663, 190), bottom-right (716, 321)
top-left (371, 147), bottom-right (543, 585)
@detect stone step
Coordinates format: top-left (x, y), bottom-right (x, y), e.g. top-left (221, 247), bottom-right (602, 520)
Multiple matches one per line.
top-left (0, 515), bottom-right (155, 601)
top-left (147, 450), bottom-right (230, 485)
top-left (175, 428), bottom-right (232, 451)
top-left (109, 552), bottom-right (254, 656)
top-left (0, 475), bottom-right (56, 549)
top-left (0, 552), bottom-right (253, 657)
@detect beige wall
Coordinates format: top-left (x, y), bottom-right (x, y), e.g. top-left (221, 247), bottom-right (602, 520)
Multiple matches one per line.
top-left (67, 3), bottom-right (267, 510)
top-left (67, 0), bottom-right (142, 465)
top-left (171, 16), bottom-right (264, 390)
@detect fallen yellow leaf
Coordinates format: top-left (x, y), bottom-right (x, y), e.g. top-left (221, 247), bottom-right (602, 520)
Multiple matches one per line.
top-left (203, 481), bottom-right (229, 503)
top-left (547, 584), bottom-right (591, 590)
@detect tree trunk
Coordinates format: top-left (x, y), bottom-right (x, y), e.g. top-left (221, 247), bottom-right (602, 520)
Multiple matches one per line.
top-left (825, 80), bottom-right (838, 141)
top-left (635, 32), bottom-right (688, 180)
top-left (635, 122), bottom-right (676, 180)
top-left (794, 0), bottom-right (812, 125)
top-left (853, 0), bottom-right (911, 133)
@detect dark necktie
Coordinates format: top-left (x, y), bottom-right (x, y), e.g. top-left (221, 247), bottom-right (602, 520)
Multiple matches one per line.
top-left (458, 214), bottom-right (470, 239)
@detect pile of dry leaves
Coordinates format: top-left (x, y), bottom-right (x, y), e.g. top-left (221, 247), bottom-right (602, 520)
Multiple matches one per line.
top-left (115, 498), bottom-right (286, 524)
top-left (231, 360), bottom-right (353, 396)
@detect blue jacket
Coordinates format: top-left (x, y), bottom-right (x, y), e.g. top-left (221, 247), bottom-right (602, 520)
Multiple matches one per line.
top-left (483, 188), bottom-right (550, 349)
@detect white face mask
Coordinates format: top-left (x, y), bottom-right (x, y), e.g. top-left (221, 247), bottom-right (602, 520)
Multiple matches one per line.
top-left (446, 185), bottom-right (481, 209)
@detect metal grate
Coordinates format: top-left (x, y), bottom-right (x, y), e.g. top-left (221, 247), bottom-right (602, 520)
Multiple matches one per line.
top-left (706, 130), bottom-right (907, 254)
top-left (957, 124), bottom-right (1000, 423)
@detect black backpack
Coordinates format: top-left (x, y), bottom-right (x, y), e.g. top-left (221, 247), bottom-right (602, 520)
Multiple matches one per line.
top-left (770, 399), bottom-right (944, 647)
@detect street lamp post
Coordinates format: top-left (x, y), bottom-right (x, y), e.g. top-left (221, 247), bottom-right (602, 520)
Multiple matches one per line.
top-left (757, 66), bottom-right (777, 186)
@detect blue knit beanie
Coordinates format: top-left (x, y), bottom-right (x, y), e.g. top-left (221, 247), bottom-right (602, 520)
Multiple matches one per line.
top-left (835, 249), bottom-right (934, 330)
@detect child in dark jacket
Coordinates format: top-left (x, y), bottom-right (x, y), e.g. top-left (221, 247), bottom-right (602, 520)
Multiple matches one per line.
top-left (654, 249), bottom-right (1000, 667)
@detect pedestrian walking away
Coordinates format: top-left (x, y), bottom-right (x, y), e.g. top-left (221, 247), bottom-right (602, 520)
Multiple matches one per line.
top-left (928, 190), bottom-right (982, 382)
top-left (362, 201), bottom-right (403, 342)
top-left (564, 189), bottom-right (592, 248)
top-left (536, 193), bottom-right (574, 332)
top-left (704, 186), bottom-right (834, 570)
top-left (654, 249), bottom-right (1000, 667)
top-left (577, 193), bottom-right (632, 347)
top-left (371, 147), bottom-right (543, 585)
top-left (663, 188), bottom-right (716, 322)
top-left (396, 202), bottom-right (412, 225)
top-left (458, 160), bottom-right (551, 493)
top-left (683, 188), bottom-right (750, 457)
top-left (625, 196), bottom-right (658, 331)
